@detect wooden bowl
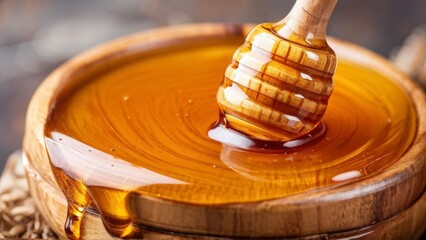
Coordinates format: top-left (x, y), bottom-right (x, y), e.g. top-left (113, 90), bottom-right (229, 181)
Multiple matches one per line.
top-left (23, 24), bottom-right (426, 239)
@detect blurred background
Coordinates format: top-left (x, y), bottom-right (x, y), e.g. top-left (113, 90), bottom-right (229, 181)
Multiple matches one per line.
top-left (0, 0), bottom-right (425, 170)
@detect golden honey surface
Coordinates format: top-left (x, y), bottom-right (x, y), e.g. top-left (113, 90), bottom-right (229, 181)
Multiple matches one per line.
top-left (44, 37), bottom-right (417, 238)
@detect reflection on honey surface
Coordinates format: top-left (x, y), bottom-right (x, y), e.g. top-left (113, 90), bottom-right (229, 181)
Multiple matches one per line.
top-left (45, 37), bottom-right (416, 238)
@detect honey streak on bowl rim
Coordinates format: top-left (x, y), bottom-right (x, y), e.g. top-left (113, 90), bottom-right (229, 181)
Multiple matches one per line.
top-left (23, 24), bottom-right (426, 238)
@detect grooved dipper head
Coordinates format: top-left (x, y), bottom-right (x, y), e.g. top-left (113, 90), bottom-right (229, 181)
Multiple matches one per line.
top-left (216, 22), bottom-right (336, 141)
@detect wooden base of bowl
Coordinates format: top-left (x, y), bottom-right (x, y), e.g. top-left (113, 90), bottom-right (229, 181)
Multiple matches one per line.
top-left (24, 153), bottom-right (426, 239)
top-left (23, 24), bottom-right (426, 239)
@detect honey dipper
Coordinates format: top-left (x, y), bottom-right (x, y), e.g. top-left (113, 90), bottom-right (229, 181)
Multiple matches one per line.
top-left (217, 0), bottom-right (338, 141)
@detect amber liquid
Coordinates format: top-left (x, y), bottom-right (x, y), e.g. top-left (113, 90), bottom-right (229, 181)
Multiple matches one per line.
top-left (45, 37), bottom-right (417, 239)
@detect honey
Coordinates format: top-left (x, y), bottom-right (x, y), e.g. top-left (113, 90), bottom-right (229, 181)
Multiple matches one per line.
top-left (44, 36), bottom-right (417, 239)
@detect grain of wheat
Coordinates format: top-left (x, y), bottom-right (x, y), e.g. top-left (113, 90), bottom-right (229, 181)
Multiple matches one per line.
top-left (0, 152), bottom-right (58, 239)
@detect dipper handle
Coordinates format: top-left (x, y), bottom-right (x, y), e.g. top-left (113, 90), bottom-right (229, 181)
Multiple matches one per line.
top-left (216, 0), bottom-right (338, 141)
top-left (273, 0), bottom-right (338, 46)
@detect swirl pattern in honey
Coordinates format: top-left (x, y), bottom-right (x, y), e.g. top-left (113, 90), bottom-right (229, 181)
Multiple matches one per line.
top-left (45, 37), bottom-right (416, 238)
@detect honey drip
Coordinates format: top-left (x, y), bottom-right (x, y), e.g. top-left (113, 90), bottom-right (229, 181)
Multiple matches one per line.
top-left (44, 37), bottom-right (416, 238)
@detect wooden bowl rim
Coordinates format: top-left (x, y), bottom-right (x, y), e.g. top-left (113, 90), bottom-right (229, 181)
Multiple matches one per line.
top-left (23, 23), bottom-right (426, 237)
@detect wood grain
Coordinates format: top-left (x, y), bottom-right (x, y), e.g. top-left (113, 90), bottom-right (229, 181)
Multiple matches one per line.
top-left (275, 0), bottom-right (338, 43)
top-left (23, 24), bottom-right (426, 238)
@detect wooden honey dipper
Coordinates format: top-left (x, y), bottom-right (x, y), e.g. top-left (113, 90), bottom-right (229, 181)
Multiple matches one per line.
top-left (217, 0), bottom-right (338, 141)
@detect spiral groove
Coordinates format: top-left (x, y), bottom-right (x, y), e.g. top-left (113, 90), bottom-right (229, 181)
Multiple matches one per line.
top-left (217, 24), bottom-right (336, 141)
